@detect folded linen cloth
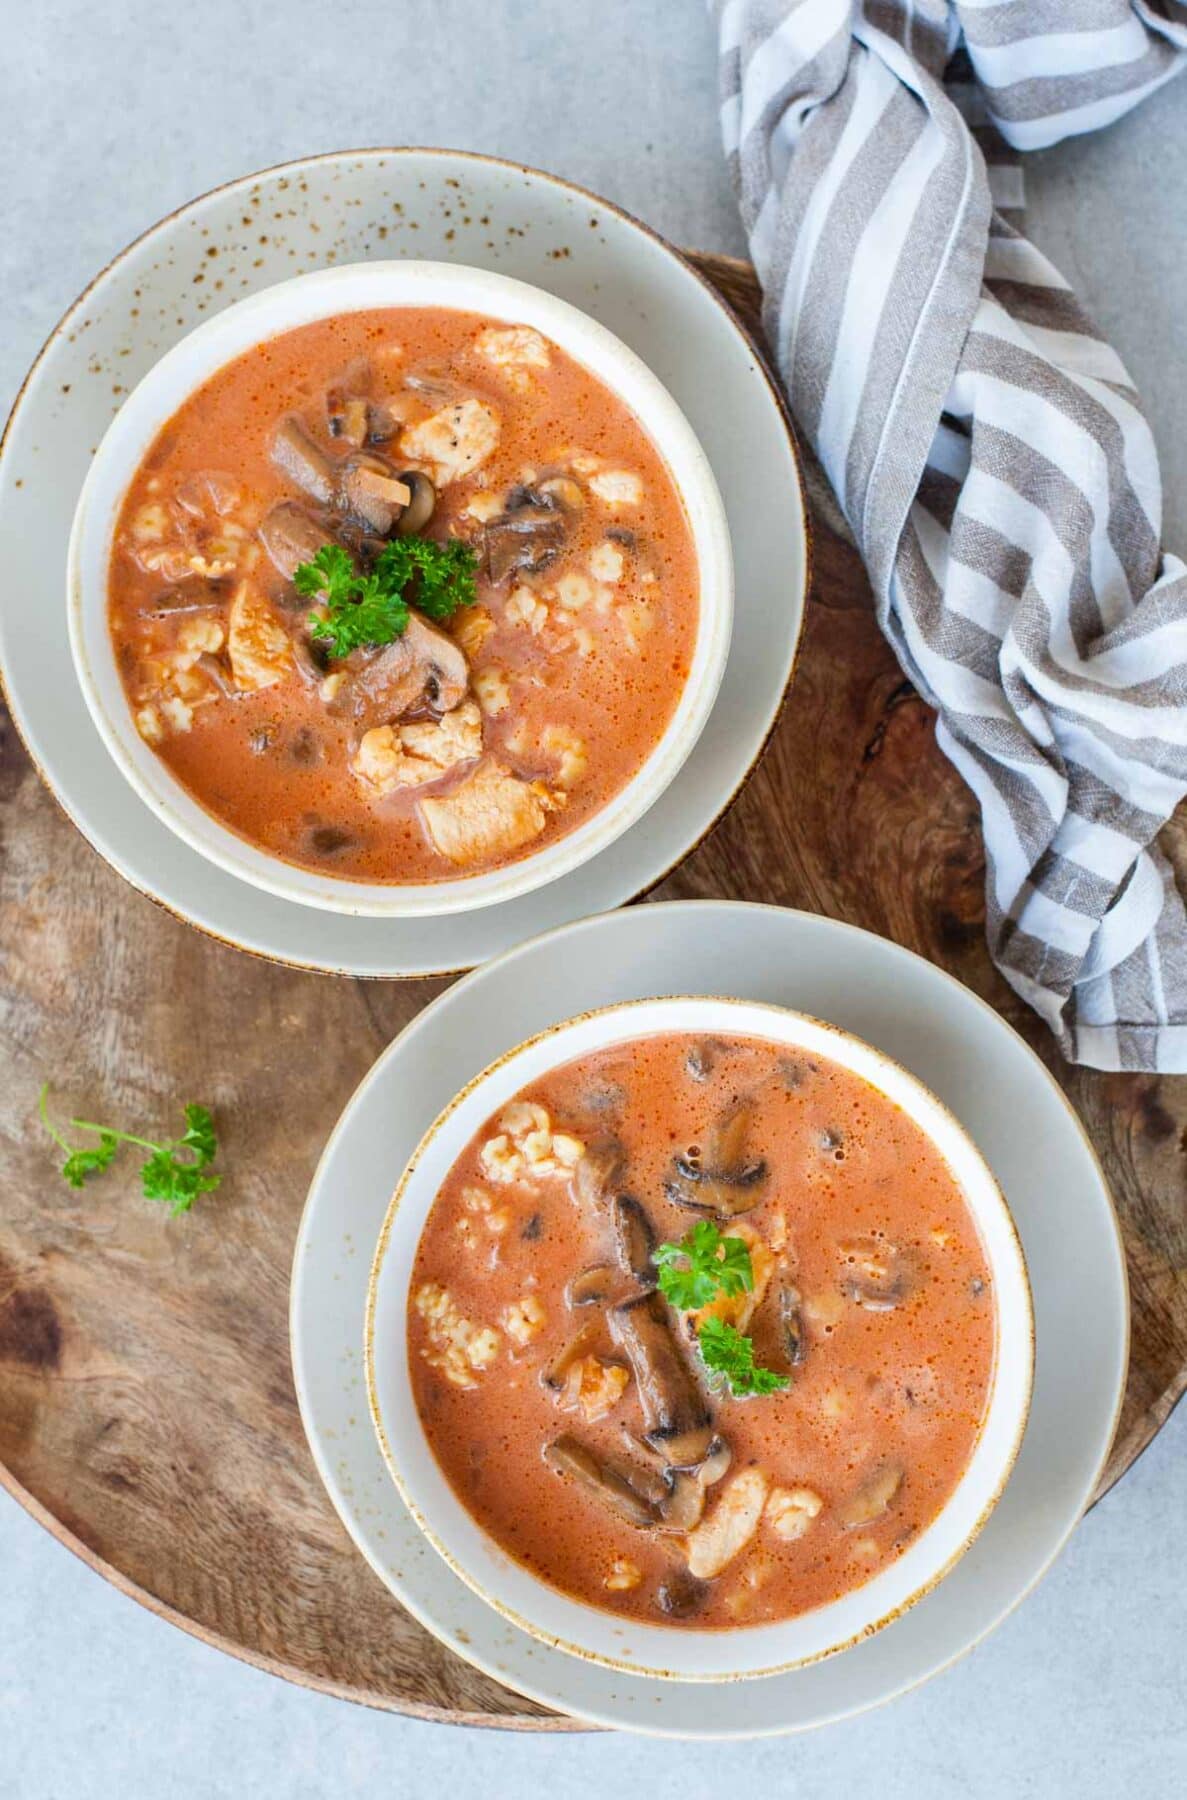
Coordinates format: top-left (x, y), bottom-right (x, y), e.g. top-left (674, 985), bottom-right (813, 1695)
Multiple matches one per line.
top-left (713, 0), bottom-right (1187, 1071)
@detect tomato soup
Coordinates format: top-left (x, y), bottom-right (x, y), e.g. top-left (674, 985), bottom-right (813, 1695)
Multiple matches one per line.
top-left (407, 1032), bottom-right (996, 1630)
top-left (106, 309), bottom-right (699, 883)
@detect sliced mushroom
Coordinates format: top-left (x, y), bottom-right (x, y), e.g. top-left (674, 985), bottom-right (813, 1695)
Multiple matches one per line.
top-left (684, 1040), bottom-right (722, 1083)
top-left (483, 506), bottom-right (567, 584)
top-left (656, 1569), bottom-right (709, 1619)
top-left (395, 470), bottom-right (437, 536)
top-left (196, 652), bottom-right (236, 699)
top-left (340, 456), bottom-right (412, 535)
top-left (611, 1195), bottom-right (656, 1285)
top-left (839, 1462), bottom-right (903, 1531)
top-left (566, 1265), bottom-right (619, 1309)
top-left (141, 580), bottom-right (226, 619)
top-left (573, 1137), bottom-right (627, 1212)
top-left (326, 612), bottom-right (469, 729)
top-left (608, 1290), bottom-right (714, 1468)
top-left (536, 474), bottom-right (584, 512)
top-left (272, 416), bottom-right (336, 505)
top-left (329, 394), bottom-right (370, 448)
top-left (259, 501), bottom-right (332, 582)
top-left (780, 1283), bottom-right (807, 1366)
top-left (543, 1435), bottom-right (659, 1530)
top-left (838, 1237), bottom-right (912, 1311)
top-left (540, 1320), bottom-right (602, 1391)
top-left (665, 1100), bottom-right (768, 1218)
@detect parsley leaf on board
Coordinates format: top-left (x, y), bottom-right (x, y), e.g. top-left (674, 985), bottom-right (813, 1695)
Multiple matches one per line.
top-left (655, 1219), bottom-right (755, 1311)
top-left (295, 535), bottom-right (477, 660)
top-left (39, 1085), bottom-right (221, 1216)
top-left (696, 1316), bottom-right (790, 1399)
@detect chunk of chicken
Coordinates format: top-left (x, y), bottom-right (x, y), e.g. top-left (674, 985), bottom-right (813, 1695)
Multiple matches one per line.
top-left (351, 701), bottom-right (483, 797)
top-left (540, 724), bottom-right (588, 789)
top-left (604, 1557), bottom-right (642, 1593)
top-left (685, 1469), bottom-right (769, 1580)
top-left (453, 606), bottom-right (495, 658)
top-left (688, 1222), bottom-right (777, 1338)
top-left (559, 1355), bottom-right (631, 1424)
top-left (419, 759), bottom-right (562, 866)
top-left (589, 469), bottom-right (643, 507)
top-left (400, 398), bottom-right (500, 486)
top-left (765, 1486), bottom-right (823, 1543)
top-left (474, 324), bottom-right (551, 376)
top-left (227, 582), bottom-right (291, 691)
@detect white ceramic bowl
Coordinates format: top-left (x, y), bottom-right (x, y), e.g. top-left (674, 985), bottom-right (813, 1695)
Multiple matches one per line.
top-left (366, 995), bottom-right (1035, 1683)
top-left (67, 261), bottom-right (733, 918)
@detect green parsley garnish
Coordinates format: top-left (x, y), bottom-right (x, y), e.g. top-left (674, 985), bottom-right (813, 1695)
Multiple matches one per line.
top-left (655, 1220), bottom-right (755, 1311)
top-left (696, 1316), bottom-right (790, 1399)
top-left (39, 1085), bottom-right (221, 1216)
top-left (294, 536), bottom-right (477, 660)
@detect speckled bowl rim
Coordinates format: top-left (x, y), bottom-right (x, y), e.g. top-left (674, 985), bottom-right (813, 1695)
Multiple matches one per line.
top-left (364, 993), bottom-right (1035, 1684)
top-left (0, 147), bottom-right (810, 972)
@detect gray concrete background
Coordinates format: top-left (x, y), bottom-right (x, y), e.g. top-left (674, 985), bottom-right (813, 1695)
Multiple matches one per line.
top-left (2, 3), bottom-right (1185, 1793)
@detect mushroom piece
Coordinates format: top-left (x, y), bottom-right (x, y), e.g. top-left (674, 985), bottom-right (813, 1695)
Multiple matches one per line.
top-left (608, 1290), bottom-right (714, 1468)
top-left (484, 507), bottom-right (568, 584)
top-left (611, 1195), bottom-right (656, 1285)
top-left (656, 1570), bottom-right (709, 1619)
top-left (839, 1462), bottom-right (903, 1531)
top-left (780, 1283), bottom-right (808, 1366)
top-left (258, 501), bottom-right (332, 583)
top-left (573, 1137), bottom-right (628, 1212)
top-left (538, 1320), bottom-right (603, 1392)
top-left (326, 613), bottom-right (469, 729)
top-left (664, 1100), bottom-right (769, 1218)
top-left (340, 456), bottom-right (412, 535)
top-left (395, 470), bottom-right (437, 537)
top-left (566, 1265), bottom-right (619, 1309)
top-left (141, 579), bottom-right (227, 619)
top-left (271, 416), bottom-right (337, 505)
top-left (543, 1435), bottom-right (660, 1530)
top-left (838, 1238), bottom-right (913, 1311)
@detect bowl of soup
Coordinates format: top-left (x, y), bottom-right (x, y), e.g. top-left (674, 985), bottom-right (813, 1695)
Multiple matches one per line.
top-left (68, 262), bottom-right (731, 915)
top-left (367, 996), bottom-right (1033, 1682)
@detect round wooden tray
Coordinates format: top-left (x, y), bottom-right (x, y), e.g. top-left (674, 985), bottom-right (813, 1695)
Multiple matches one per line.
top-left (1, 252), bottom-right (1184, 1730)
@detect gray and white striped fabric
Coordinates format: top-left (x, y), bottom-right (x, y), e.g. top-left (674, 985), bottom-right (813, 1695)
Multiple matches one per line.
top-left (714, 0), bottom-right (1187, 1070)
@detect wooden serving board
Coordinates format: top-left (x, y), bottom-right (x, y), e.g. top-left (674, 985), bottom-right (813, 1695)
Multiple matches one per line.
top-left (1, 252), bottom-right (1184, 1729)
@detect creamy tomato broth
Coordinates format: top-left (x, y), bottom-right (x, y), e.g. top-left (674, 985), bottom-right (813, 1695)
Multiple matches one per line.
top-left (408, 1032), bottom-right (996, 1631)
top-left (107, 309), bottom-right (699, 883)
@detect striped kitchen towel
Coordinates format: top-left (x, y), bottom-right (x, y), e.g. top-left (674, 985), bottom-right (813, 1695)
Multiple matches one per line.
top-left (713, 0), bottom-right (1187, 1071)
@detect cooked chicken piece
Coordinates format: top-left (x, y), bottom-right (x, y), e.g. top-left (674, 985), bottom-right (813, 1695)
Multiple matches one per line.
top-left (455, 1185), bottom-right (512, 1248)
top-left (479, 1102), bottom-right (585, 1185)
top-left (685, 1469), bottom-right (769, 1580)
top-left (453, 606), bottom-right (496, 658)
top-left (589, 469), bottom-right (643, 507)
top-left (687, 1222), bottom-right (776, 1338)
top-left (474, 325), bottom-right (551, 377)
top-left (400, 398), bottom-right (500, 486)
top-left (463, 488), bottom-right (504, 524)
top-left (765, 1486), bottom-right (823, 1542)
top-left (351, 701), bottom-right (483, 797)
top-left (226, 582), bottom-right (292, 691)
top-left (420, 760), bottom-right (560, 867)
top-left (559, 1355), bottom-right (631, 1424)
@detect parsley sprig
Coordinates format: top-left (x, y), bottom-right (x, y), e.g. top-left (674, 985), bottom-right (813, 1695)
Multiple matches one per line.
top-left (697, 1317), bottom-right (790, 1398)
top-left (656, 1220), bottom-right (790, 1399)
top-left (655, 1220), bottom-right (755, 1311)
top-left (39, 1085), bottom-right (221, 1216)
top-left (294, 536), bottom-right (477, 660)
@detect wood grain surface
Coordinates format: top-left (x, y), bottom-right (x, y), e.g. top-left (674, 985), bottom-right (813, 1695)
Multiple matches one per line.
top-left (1, 251), bottom-right (1184, 1728)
